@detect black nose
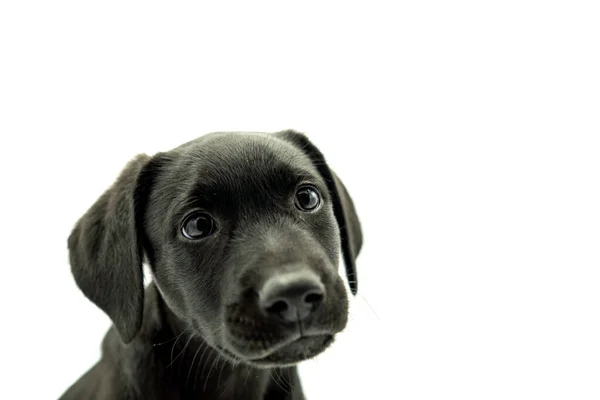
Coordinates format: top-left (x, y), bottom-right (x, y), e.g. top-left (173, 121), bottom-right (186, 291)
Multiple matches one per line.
top-left (258, 271), bottom-right (325, 323)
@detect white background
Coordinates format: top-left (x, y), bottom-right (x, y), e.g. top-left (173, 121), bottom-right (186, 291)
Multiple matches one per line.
top-left (1, 1), bottom-right (599, 399)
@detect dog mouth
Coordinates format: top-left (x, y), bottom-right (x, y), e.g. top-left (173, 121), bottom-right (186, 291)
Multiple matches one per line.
top-left (217, 293), bottom-right (347, 367)
top-left (251, 334), bottom-right (334, 364)
top-left (218, 333), bottom-right (335, 367)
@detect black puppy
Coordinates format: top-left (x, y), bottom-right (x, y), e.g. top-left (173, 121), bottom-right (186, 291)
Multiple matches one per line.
top-left (61, 130), bottom-right (362, 400)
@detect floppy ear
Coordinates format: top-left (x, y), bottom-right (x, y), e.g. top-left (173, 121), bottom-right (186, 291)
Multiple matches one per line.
top-left (275, 130), bottom-right (363, 295)
top-left (68, 154), bottom-right (155, 343)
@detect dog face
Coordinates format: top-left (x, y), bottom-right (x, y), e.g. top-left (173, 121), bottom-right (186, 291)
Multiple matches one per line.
top-left (68, 130), bottom-right (362, 368)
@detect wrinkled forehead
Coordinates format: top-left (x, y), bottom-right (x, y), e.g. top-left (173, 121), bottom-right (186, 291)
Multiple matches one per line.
top-left (170, 132), bottom-right (324, 200)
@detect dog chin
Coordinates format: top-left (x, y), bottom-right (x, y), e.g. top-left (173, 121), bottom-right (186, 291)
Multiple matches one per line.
top-left (218, 334), bottom-right (335, 368)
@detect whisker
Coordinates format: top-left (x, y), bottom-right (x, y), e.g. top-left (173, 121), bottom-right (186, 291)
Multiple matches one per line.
top-left (186, 343), bottom-right (203, 388)
top-left (192, 341), bottom-right (212, 388)
top-left (153, 329), bottom-right (186, 347)
top-left (167, 334), bottom-right (194, 369)
top-left (271, 369), bottom-right (290, 394)
top-left (191, 325), bottom-right (225, 391)
top-left (243, 367), bottom-right (251, 386)
top-left (216, 358), bottom-right (227, 388)
top-left (360, 294), bottom-right (380, 320)
top-left (167, 330), bottom-right (185, 362)
top-left (279, 368), bottom-right (290, 389)
top-left (203, 353), bottom-right (220, 392)
top-left (271, 369), bottom-right (282, 387)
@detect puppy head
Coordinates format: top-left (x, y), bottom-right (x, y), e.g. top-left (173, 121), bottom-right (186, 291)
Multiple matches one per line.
top-left (68, 130), bottom-right (362, 367)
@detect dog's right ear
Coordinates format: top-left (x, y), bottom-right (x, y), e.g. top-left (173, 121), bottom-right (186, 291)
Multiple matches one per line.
top-left (68, 154), bottom-right (160, 344)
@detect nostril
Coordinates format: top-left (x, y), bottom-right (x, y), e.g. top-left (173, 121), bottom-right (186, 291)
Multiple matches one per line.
top-left (258, 271), bottom-right (326, 322)
top-left (266, 299), bottom-right (289, 315)
top-left (304, 292), bottom-right (324, 305)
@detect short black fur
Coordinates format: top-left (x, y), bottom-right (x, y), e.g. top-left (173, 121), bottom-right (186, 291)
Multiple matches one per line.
top-left (62, 130), bottom-right (362, 400)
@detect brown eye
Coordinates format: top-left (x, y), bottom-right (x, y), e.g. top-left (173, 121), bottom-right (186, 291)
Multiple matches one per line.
top-left (295, 186), bottom-right (321, 211)
top-left (182, 213), bottom-right (215, 239)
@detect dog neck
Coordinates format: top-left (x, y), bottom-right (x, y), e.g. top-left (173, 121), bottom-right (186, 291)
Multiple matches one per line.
top-left (126, 282), bottom-right (304, 399)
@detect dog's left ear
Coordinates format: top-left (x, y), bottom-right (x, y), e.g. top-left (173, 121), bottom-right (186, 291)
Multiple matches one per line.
top-left (275, 130), bottom-right (363, 295)
top-left (67, 154), bottom-right (160, 343)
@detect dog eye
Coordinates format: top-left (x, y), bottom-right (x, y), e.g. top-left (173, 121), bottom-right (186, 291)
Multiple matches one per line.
top-left (295, 186), bottom-right (321, 211)
top-left (181, 213), bottom-right (215, 239)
